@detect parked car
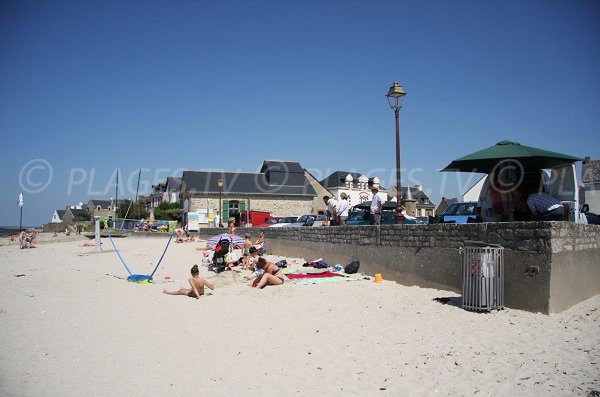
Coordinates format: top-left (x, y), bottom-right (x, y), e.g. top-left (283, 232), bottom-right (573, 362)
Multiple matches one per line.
top-left (312, 214), bottom-right (325, 227)
top-left (438, 201), bottom-right (478, 224)
top-left (346, 201), bottom-right (425, 225)
top-left (288, 215), bottom-right (317, 227)
top-left (269, 216), bottom-right (300, 227)
top-left (255, 217), bottom-right (280, 228)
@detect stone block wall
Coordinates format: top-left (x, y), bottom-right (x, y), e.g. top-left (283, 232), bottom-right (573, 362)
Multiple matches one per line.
top-left (190, 196), bottom-right (314, 218)
top-left (199, 222), bottom-right (600, 314)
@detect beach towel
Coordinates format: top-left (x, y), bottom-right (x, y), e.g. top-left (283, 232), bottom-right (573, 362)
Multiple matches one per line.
top-left (285, 271), bottom-right (344, 280)
top-left (291, 277), bottom-right (356, 286)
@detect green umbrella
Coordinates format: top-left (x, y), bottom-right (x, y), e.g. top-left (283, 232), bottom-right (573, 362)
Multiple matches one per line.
top-left (441, 140), bottom-right (582, 173)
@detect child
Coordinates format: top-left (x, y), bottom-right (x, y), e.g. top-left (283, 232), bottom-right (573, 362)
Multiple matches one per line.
top-left (163, 265), bottom-right (215, 299)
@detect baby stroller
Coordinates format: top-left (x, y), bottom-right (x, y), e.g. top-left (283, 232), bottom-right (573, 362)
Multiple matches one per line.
top-left (210, 237), bottom-right (231, 273)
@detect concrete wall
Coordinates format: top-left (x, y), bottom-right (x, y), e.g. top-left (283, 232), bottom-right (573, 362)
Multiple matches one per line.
top-left (198, 222), bottom-right (600, 314)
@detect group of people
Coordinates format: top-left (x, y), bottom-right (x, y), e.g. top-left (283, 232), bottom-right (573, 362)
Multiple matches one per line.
top-left (323, 185), bottom-right (386, 226)
top-left (322, 193), bottom-right (350, 226)
top-left (164, 230), bottom-right (282, 299)
top-left (486, 172), bottom-right (566, 222)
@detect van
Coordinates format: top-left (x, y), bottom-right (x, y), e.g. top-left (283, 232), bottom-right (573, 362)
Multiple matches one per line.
top-left (478, 163), bottom-right (586, 223)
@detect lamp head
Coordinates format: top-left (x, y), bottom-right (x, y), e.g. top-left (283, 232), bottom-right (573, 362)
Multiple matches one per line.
top-left (386, 82), bottom-right (406, 111)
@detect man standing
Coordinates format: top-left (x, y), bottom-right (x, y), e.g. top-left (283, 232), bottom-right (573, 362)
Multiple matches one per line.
top-left (370, 187), bottom-right (384, 225)
top-left (322, 196), bottom-right (338, 226)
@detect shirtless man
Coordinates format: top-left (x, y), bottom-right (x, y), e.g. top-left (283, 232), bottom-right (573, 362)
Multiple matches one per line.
top-left (163, 265), bottom-right (215, 299)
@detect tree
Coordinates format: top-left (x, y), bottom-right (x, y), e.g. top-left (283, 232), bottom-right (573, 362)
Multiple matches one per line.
top-left (153, 202), bottom-right (182, 222)
top-left (74, 212), bottom-right (91, 221)
top-left (117, 199), bottom-right (149, 220)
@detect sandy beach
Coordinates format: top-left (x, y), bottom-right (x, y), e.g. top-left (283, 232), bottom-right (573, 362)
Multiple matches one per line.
top-left (0, 234), bottom-right (598, 396)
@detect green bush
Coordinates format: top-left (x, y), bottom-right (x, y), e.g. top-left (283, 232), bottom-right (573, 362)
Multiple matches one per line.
top-left (74, 213), bottom-right (91, 221)
top-left (153, 202), bottom-right (182, 221)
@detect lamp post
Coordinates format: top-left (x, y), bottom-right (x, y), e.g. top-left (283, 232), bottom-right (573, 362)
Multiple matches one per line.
top-left (217, 178), bottom-right (223, 227)
top-left (386, 82), bottom-right (407, 224)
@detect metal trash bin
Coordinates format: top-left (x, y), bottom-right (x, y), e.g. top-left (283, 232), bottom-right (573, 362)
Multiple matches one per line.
top-left (461, 241), bottom-right (504, 312)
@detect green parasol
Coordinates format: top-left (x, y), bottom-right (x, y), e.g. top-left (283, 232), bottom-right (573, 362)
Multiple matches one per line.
top-left (441, 140), bottom-right (582, 173)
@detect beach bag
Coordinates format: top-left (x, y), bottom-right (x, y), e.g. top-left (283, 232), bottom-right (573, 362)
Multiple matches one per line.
top-left (344, 261), bottom-right (360, 274)
top-left (225, 252), bottom-right (239, 264)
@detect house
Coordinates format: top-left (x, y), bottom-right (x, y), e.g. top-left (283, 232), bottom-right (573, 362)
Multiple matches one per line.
top-left (86, 199), bottom-right (116, 220)
top-left (321, 171), bottom-right (436, 217)
top-left (180, 160), bottom-right (317, 227)
top-left (436, 197), bottom-right (459, 215)
top-left (51, 209), bottom-right (66, 223)
top-left (582, 156), bottom-right (600, 213)
top-left (320, 171), bottom-right (388, 207)
top-left (165, 177), bottom-right (182, 204)
top-left (62, 207), bottom-right (89, 225)
top-left (304, 170), bottom-right (334, 215)
top-left (150, 181), bottom-right (167, 209)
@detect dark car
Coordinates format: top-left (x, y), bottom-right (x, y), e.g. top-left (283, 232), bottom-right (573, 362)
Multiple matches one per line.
top-left (438, 202), bottom-right (478, 224)
top-left (346, 201), bottom-right (425, 225)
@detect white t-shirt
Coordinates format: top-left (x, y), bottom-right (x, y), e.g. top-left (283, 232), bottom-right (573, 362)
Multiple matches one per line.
top-left (327, 198), bottom-right (338, 217)
top-left (337, 199), bottom-right (350, 217)
top-left (370, 194), bottom-right (384, 214)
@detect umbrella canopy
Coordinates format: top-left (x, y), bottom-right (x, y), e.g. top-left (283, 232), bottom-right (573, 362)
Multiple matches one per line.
top-left (207, 233), bottom-right (245, 248)
top-left (441, 140), bottom-right (582, 173)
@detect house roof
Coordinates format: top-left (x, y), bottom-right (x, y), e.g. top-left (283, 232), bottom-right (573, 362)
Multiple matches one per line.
top-left (582, 158), bottom-right (600, 183)
top-left (182, 168), bottom-right (316, 197)
top-left (88, 199), bottom-right (112, 208)
top-left (435, 197), bottom-right (459, 213)
top-left (260, 160), bottom-right (304, 174)
top-left (55, 209), bottom-right (66, 219)
top-left (69, 208), bottom-right (88, 216)
top-left (166, 177), bottom-right (182, 191)
top-left (320, 171), bottom-right (387, 190)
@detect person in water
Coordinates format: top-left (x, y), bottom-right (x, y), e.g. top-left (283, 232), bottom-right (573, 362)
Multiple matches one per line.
top-left (163, 265), bottom-right (215, 299)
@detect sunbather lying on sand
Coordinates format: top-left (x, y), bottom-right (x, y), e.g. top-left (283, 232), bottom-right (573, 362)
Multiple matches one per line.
top-left (163, 265), bottom-right (214, 299)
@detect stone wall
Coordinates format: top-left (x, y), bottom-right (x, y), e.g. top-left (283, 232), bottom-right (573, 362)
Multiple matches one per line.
top-left (199, 222), bottom-right (600, 314)
top-left (190, 196), bottom-right (314, 218)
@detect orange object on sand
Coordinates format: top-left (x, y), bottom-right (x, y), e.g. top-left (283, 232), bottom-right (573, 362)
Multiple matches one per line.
top-left (164, 276), bottom-right (171, 280)
top-left (374, 273), bottom-right (383, 283)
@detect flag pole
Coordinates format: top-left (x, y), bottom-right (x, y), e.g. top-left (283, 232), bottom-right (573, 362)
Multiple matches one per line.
top-left (18, 193), bottom-right (24, 231)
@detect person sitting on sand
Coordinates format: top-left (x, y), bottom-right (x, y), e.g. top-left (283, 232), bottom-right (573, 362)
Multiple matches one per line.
top-left (242, 246), bottom-right (259, 270)
top-left (163, 265), bottom-right (215, 299)
top-left (249, 257), bottom-right (285, 289)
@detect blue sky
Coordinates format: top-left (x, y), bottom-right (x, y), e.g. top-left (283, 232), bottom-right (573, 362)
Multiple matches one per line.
top-left (1, 0), bottom-right (599, 226)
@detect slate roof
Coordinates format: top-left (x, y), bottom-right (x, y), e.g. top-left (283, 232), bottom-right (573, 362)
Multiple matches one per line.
top-left (582, 158), bottom-right (600, 184)
top-left (69, 208), bottom-right (88, 216)
top-left (182, 161), bottom-right (316, 197)
top-left (89, 199), bottom-right (112, 209)
top-left (320, 171), bottom-right (387, 190)
top-left (55, 209), bottom-right (66, 219)
top-left (166, 177), bottom-right (182, 191)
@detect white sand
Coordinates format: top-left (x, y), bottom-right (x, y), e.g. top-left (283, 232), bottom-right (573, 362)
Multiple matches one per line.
top-left (0, 235), bottom-right (598, 396)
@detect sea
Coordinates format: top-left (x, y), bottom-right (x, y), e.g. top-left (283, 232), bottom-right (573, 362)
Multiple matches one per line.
top-left (0, 226), bottom-right (37, 237)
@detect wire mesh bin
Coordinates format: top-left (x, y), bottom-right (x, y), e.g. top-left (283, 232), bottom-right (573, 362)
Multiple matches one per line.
top-left (461, 242), bottom-right (504, 312)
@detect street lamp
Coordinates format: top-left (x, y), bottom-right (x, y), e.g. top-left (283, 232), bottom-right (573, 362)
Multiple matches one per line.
top-left (386, 81), bottom-right (407, 224)
top-left (217, 178), bottom-right (223, 227)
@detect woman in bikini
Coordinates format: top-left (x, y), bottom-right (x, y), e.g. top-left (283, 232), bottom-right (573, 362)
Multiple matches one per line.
top-left (251, 257), bottom-right (285, 289)
top-left (163, 265), bottom-right (215, 299)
